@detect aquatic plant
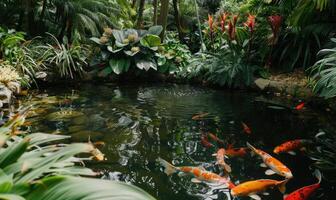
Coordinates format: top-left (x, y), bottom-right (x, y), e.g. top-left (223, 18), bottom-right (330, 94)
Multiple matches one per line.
top-left (0, 108), bottom-right (156, 200)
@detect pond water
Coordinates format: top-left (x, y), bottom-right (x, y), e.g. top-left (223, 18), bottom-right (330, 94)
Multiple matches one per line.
top-left (22, 83), bottom-right (334, 200)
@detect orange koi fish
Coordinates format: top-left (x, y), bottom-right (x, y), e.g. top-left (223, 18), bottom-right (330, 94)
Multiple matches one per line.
top-left (242, 122), bottom-right (252, 134)
top-left (231, 179), bottom-right (288, 200)
top-left (284, 170), bottom-right (321, 200)
top-left (225, 144), bottom-right (248, 157)
top-left (213, 148), bottom-right (232, 174)
top-left (247, 142), bottom-right (293, 179)
top-left (201, 134), bottom-right (214, 148)
top-left (208, 132), bottom-right (224, 145)
top-left (295, 102), bottom-right (305, 110)
top-left (192, 112), bottom-right (209, 120)
top-left (157, 158), bottom-right (232, 187)
top-left (274, 139), bottom-right (312, 155)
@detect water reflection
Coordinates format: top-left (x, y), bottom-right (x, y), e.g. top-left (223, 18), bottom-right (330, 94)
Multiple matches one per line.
top-left (21, 83), bottom-right (335, 200)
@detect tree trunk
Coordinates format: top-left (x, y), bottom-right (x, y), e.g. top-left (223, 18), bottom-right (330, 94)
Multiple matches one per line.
top-left (131, 0), bottom-right (137, 8)
top-left (152, 0), bottom-right (158, 25)
top-left (136, 0), bottom-right (145, 28)
top-left (158, 0), bottom-right (169, 40)
top-left (25, 0), bottom-right (36, 36)
top-left (172, 0), bottom-right (183, 41)
top-left (39, 0), bottom-right (47, 22)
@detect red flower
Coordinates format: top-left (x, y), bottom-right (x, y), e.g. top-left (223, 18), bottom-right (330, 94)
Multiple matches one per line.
top-left (268, 15), bottom-right (282, 44)
top-left (220, 13), bottom-right (229, 33)
top-left (227, 21), bottom-right (234, 40)
top-left (244, 14), bottom-right (256, 33)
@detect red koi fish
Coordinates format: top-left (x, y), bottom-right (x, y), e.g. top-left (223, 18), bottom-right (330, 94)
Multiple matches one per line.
top-left (192, 112), bottom-right (209, 120)
top-left (242, 122), bottom-right (252, 134)
top-left (225, 144), bottom-right (248, 157)
top-left (274, 139), bottom-right (312, 155)
top-left (213, 148), bottom-right (232, 174)
top-left (208, 132), bottom-right (224, 145)
top-left (231, 179), bottom-right (288, 200)
top-left (247, 142), bottom-right (293, 179)
top-left (201, 134), bottom-right (214, 148)
top-left (295, 102), bottom-right (305, 110)
top-left (157, 158), bottom-right (233, 187)
top-left (284, 170), bottom-right (321, 200)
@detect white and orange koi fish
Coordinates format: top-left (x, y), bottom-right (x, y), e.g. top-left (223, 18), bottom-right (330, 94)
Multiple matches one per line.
top-left (247, 142), bottom-right (293, 179)
top-left (231, 179), bottom-right (288, 200)
top-left (157, 158), bottom-right (234, 188)
top-left (213, 148), bottom-right (232, 174)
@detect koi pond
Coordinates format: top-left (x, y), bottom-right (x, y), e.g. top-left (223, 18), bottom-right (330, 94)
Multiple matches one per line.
top-left (21, 83), bottom-right (334, 200)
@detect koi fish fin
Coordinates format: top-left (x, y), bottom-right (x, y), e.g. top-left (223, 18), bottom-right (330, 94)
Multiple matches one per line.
top-left (212, 153), bottom-right (217, 156)
top-left (265, 169), bottom-right (276, 175)
top-left (191, 178), bottom-right (202, 184)
top-left (157, 157), bottom-right (177, 176)
top-left (262, 192), bottom-right (269, 196)
top-left (283, 194), bottom-right (288, 199)
top-left (313, 169), bottom-right (322, 184)
top-left (224, 155), bottom-right (229, 159)
top-left (246, 142), bottom-right (257, 153)
top-left (178, 172), bottom-right (187, 177)
top-left (224, 164), bottom-right (232, 173)
top-left (287, 151), bottom-right (296, 155)
top-left (249, 194), bottom-right (261, 200)
top-left (278, 179), bottom-right (289, 194)
top-left (259, 163), bottom-right (267, 168)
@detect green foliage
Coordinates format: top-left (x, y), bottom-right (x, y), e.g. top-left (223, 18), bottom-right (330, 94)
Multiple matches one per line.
top-left (39, 34), bottom-right (88, 79)
top-left (90, 26), bottom-right (164, 76)
top-left (0, 28), bottom-right (44, 85)
top-left (310, 38), bottom-right (336, 99)
top-left (0, 109), bottom-right (156, 200)
top-left (308, 132), bottom-right (336, 181)
top-left (0, 0), bottom-right (134, 41)
top-left (157, 32), bottom-right (191, 74)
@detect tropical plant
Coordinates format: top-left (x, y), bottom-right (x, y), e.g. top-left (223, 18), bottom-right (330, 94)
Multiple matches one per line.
top-left (0, 108), bottom-right (156, 200)
top-left (0, 27), bottom-right (44, 83)
top-left (308, 131), bottom-right (336, 182)
top-left (157, 32), bottom-right (192, 74)
top-left (181, 13), bottom-right (257, 87)
top-left (90, 26), bottom-right (164, 76)
top-left (310, 38), bottom-right (336, 99)
top-left (39, 34), bottom-right (88, 79)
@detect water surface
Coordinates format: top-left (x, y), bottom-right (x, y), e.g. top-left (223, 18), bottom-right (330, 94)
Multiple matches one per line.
top-left (24, 83), bottom-right (334, 200)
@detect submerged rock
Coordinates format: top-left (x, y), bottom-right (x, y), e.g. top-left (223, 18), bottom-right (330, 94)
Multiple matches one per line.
top-left (46, 110), bottom-right (84, 121)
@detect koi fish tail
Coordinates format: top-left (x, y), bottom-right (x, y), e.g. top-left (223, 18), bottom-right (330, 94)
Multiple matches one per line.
top-left (157, 157), bottom-right (178, 176)
top-left (246, 142), bottom-right (257, 154)
top-left (278, 179), bottom-right (289, 194)
top-left (314, 170), bottom-right (322, 184)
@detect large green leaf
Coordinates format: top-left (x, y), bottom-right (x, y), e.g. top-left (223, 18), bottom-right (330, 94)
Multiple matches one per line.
top-left (0, 138), bottom-right (29, 168)
top-left (25, 176), bottom-right (156, 200)
top-left (0, 169), bottom-right (13, 193)
top-left (148, 26), bottom-right (163, 36)
top-left (140, 35), bottom-right (161, 51)
top-left (136, 60), bottom-right (157, 71)
top-left (0, 194), bottom-right (25, 200)
top-left (109, 59), bottom-right (131, 74)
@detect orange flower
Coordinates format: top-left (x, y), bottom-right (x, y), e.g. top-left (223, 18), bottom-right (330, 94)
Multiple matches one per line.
top-left (244, 14), bottom-right (256, 33)
top-left (220, 13), bottom-right (229, 33)
top-left (208, 14), bottom-right (214, 34)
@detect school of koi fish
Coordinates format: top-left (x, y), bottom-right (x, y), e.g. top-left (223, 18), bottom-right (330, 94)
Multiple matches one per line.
top-left (158, 103), bottom-right (322, 200)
